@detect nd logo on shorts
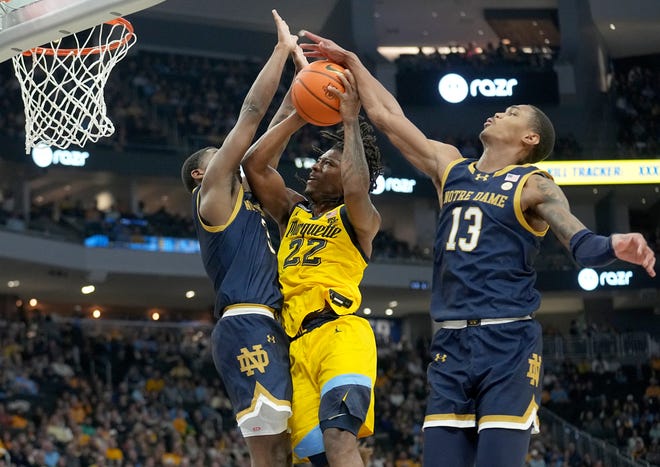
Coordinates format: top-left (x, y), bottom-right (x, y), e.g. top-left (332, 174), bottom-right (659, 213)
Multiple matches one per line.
top-left (526, 353), bottom-right (542, 387)
top-left (237, 344), bottom-right (270, 376)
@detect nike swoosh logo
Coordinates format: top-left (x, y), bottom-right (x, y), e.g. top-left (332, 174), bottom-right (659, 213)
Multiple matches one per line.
top-left (327, 413), bottom-right (346, 421)
top-left (325, 64), bottom-right (343, 74)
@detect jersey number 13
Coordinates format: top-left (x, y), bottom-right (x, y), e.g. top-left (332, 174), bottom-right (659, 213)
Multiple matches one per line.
top-left (445, 206), bottom-right (483, 252)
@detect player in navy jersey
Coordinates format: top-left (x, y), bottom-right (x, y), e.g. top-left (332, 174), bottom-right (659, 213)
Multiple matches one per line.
top-left (179, 11), bottom-right (298, 467)
top-left (300, 33), bottom-right (656, 467)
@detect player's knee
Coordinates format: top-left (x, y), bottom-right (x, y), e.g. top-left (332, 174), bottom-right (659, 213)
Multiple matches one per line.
top-left (246, 432), bottom-right (291, 467)
top-left (268, 433), bottom-right (290, 453)
top-left (322, 427), bottom-right (358, 454)
top-left (318, 389), bottom-right (365, 458)
top-left (271, 440), bottom-right (291, 467)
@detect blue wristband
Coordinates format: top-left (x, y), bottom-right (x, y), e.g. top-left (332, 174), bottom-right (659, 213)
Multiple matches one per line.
top-left (569, 229), bottom-right (616, 267)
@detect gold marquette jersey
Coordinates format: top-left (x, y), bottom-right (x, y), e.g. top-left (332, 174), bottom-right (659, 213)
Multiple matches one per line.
top-left (278, 203), bottom-right (368, 337)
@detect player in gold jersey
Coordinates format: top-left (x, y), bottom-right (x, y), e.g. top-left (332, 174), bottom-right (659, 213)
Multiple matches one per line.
top-left (243, 69), bottom-right (383, 467)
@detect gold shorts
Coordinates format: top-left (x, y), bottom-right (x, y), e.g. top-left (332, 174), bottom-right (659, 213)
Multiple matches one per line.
top-left (289, 314), bottom-right (377, 462)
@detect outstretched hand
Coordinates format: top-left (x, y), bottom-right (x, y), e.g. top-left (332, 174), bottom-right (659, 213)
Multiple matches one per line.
top-left (612, 233), bottom-right (656, 277)
top-left (272, 9), bottom-right (297, 52)
top-left (299, 30), bottom-right (350, 65)
top-left (292, 45), bottom-right (308, 75)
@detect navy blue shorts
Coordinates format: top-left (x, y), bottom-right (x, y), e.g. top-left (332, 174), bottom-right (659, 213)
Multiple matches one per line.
top-left (211, 306), bottom-right (292, 437)
top-left (423, 319), bottom-right (543, 433)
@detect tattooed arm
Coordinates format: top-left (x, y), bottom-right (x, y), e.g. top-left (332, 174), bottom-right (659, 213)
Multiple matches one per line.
top-left (523, 175), bottom-right (585, 246)
top-left (524, 175), bottom-right (656, 276)
top-left (327, 69), bottom-right (381, 257)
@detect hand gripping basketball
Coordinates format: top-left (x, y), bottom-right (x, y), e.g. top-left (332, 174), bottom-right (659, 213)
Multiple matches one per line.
top-left (291, 60), bottom-right (346, 126)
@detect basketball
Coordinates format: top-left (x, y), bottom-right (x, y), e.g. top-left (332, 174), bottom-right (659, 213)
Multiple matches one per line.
top-left (292, 60), bottom-right (346, 126)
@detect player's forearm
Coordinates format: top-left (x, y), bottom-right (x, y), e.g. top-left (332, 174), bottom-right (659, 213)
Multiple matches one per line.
top-left (269, 88), bottom-right (295, 130)
top-left (241, 44), bottom-right (290, 118)
top-left (343, 52), bottom-right (405, 128)
top-left (265, 88), bottom-right (296, 169)
top-left (545, 208), bottom-right (586, 248)
top-left (538, 197), bottom-right (617, 267)
top-left (533, 177), bottom-right (586, 248)
top-left (569, 230), bottom-right (616, 267)
top-left (244, 113), bottom-right (305, 171)
top-left (341, 118), bottom-right (370, 196)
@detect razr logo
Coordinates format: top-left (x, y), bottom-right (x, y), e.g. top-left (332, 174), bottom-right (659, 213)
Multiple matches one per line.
top-left (578, 268), bottom-right (633, 291)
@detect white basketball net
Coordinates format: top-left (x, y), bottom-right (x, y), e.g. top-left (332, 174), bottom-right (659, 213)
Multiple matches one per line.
top-left (11, 18), bottom-right (136, 153)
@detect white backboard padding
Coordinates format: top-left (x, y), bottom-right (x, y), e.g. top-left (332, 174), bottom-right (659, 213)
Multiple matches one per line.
top-left (0, 0), bottom-right (164, 62)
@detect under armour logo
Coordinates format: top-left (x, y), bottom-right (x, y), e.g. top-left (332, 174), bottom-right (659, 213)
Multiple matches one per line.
top-left (527, 353), bottom-right (542, 387)
top-left (434, 353), bottom-right (447, 363)
top-left (237, 344), bottom-right (270, 376)
top-left (266, 334), bottom-right (276, 343)
top-left (475, 174), bottom-right (490, 181)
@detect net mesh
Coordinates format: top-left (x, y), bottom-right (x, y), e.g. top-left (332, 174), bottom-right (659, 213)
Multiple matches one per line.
top-left (11, 18), bottom-right (136, 153)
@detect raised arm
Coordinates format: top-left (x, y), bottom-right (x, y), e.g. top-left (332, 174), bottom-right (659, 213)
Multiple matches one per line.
top-left (242, 112), bottom-right (307, 229)
top-left (300, 31), bottom-right (461, 187)
top-left (524, 175), bottom-right (656, 277)
top-left (198, 10), bottom-right (296, 223)
top-left (256, 45), bottom-right (309, 170)
top-left (327, 70), bottom-right (381, 256)
top-left (267, 46), bottom-right (309, 132)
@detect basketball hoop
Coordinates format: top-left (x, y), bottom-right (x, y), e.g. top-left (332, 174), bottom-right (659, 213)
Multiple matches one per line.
top-left (11, 17), bottom-right (136, 153)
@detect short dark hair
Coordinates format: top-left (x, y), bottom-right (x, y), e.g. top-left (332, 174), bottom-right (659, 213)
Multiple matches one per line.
top-left (180, 147), bottom-right (216, 193)
top-left (526, 105), bottom-right (555, 164)
top-left (318, 117), bottom-right (383, 192)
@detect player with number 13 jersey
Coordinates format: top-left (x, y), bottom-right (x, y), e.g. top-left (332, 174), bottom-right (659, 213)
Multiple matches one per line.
top-left (432, 159), bottom-right (550, 321)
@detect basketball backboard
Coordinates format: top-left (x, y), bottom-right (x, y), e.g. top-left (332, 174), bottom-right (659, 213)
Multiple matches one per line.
top-left (0, 0), bottom-right (164, 62)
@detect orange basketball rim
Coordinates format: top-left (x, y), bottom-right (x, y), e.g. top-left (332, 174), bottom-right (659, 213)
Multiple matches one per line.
top-left (23, 17), bottom-right (135, 56)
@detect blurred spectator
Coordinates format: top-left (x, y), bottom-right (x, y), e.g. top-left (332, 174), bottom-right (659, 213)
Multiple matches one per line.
top-left (1, 48), bottom-right (596, 161)
top-left (646, 377), bottom-right (660, 399)
top-left (527, 448), bottom-right (546, 467)
top-left (0, 311), bottom-right (658, 465)
top-left (591, 354), bottom-right (611, 375)
top-left (395, 40), bottom-right (556, 73)
top-left (612, 62), bottom-right (660, 157)
top-left (550, 382), bottom-right (570, 404)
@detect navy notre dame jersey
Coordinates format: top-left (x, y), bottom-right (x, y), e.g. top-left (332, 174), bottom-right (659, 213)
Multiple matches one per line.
top-left (192, 185), bottom-right (283, 317)
top-left (431, 158), bottom-right (551, 321)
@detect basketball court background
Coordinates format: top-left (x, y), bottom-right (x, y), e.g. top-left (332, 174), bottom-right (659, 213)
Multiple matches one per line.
top-left (0, 0), bottom-right (657, 318)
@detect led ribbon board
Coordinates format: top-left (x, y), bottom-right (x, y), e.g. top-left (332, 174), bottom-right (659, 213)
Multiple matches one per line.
top-left (536, 160), bottom-right (660, 185)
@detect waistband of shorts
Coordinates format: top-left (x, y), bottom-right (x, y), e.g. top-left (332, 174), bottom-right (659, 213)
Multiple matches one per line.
top-left (437, 315), bottom-right (532, 329)
top-left (292, 307), bottom-right (340, 340)
top-left (221, 304), bottom-right (276, 320)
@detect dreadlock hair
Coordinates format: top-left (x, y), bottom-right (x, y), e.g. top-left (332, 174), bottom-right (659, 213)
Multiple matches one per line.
top-left (317, 116), bottom-right (383, 192)
top-left (180, 146), bottom-right (216, 193)
top-left (525, 105), bottom-right (555, 164)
